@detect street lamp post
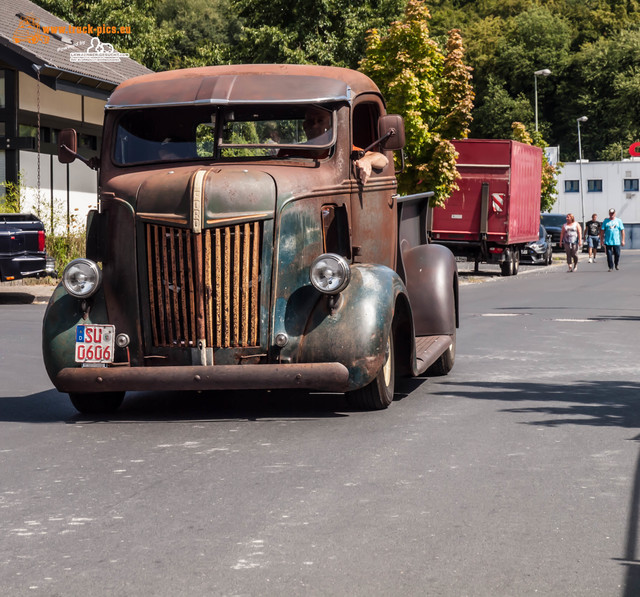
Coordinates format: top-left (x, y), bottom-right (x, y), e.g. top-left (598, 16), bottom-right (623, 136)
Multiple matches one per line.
top-left (534, 69), bottom-right (551, 132)
top-left (577, 116), bottom-right (588, 229)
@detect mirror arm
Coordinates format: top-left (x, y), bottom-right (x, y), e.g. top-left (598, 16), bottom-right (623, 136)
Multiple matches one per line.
top-left (362, 129), bottom-right (395, 154)
top-left (350, 129), bottom-right (396, 161)
top-left (395, 148), bottom-right (405, 175)
top-left (60, 144), bottom-right (99, 170)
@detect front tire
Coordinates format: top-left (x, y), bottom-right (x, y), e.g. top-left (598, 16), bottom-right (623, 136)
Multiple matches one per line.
top-left (348, 335), bottom-right (395, 410)
top-left (69, 392), bottom-right (125, 414)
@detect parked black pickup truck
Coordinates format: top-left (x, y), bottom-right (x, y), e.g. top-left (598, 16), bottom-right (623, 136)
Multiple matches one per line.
top-left (0, 213), bottom-right (54, 282)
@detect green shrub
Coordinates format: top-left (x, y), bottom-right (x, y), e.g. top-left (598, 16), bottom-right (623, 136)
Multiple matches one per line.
top-left (46, 231), bottom-right (85, 276)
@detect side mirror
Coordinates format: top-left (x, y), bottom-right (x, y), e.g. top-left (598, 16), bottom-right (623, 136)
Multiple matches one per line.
top-left (378, 114), bottom-right (405, 151)
top-left (58, 128), bottom-right (99, 170)
top-left (58, 128), bottom-right (78, 164)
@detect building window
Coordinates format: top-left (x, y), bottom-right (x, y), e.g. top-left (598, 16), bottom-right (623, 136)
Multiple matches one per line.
top-left (79, 133), bottom-right (97, 151)
top-left (564, 180), bottom-right (579, 193)
top-left (587, 179), bottom-right (602, 192)
top-left (18, 124), bottom-right (37, 139)
top-left (624, 178), bottom-right (639, 192)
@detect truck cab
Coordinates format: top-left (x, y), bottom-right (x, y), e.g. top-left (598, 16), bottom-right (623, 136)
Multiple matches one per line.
top-left (42, 64), bottom-right (458, 414)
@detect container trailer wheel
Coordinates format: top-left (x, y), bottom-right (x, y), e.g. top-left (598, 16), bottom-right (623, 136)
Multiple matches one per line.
top-left (500, 248), bottom-right (520, 276)
top-left (511, 248), bottom-right (520, 275)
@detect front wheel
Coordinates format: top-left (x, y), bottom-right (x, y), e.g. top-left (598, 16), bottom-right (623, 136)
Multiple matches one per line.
top-left (69, 392), bottom-right (125, 414)
top-left (348, 335), bottom-right (395, 410)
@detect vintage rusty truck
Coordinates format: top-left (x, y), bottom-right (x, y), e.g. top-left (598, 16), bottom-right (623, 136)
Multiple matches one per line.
top-left (42, 64), bottom-right (458, 414)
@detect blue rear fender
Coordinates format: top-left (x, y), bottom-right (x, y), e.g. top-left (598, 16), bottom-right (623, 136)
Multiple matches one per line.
top-left (296, 264), bottom-right (409, 391)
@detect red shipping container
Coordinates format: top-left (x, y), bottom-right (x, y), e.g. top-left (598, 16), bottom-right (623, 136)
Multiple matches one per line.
top-left (429, 139), bottom-right (542, 275)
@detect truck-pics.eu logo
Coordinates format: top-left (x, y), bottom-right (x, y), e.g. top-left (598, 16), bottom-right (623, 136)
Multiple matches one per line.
top-left (13, 14), bottom-right (49, 44)
top-left (13, 14), bottom-right (130, 62)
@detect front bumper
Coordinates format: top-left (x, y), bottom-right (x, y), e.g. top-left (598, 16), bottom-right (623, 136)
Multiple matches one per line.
top-left (521, 248), bottom-right (546, 264)
top-left (55, 363), bottom-right (351, 394)
top-left (0, 254), bottom-right (48, 281)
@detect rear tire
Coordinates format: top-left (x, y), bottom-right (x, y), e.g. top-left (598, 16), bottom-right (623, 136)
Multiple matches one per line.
top-left (348, 335), bottom-right (394, 410)
top-left (427, 331), bottom-right (456, 376)
top-left (69, 392), bottom-right (125, 414)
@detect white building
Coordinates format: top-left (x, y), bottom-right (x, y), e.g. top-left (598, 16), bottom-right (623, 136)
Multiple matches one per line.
top-left (554, 159), bottom-right (640, 248)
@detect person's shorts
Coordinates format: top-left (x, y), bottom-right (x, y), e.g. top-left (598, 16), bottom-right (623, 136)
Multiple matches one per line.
top-left (587, 235), bottom-right (600, 249)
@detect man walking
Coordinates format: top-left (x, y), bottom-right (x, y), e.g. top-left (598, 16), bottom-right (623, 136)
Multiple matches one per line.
top-left (600, 208), bottom-right (625, 271)
top-left (584, 213), bottom-right (601, 263)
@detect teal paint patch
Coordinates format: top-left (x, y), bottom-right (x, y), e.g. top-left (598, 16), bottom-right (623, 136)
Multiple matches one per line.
top-left (42, 284), bottom-right (110, 384)
top-left (296, 264), bottom-right (406, 390)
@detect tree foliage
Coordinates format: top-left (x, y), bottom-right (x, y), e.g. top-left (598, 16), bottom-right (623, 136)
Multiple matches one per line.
top-left (231, 0), bottom-right (406, 68)
top-left (33, 0), bottom-right (640, 198)
top-left (360, 1), bottom-right (474, 204)
top-left (429, 0), bottom-right (640, 163)
top-left (33, 0), bottom-right (239, 70)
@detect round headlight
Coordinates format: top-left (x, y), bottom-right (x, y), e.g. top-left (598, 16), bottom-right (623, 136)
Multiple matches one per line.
top-left (309, 253), bottom-right (351, 294)
top-left (62, 258), bottom-right (102, 298)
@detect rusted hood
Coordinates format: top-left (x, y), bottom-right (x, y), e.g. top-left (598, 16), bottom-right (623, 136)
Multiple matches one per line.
top-left (135, 167), bottom-right (277, 227)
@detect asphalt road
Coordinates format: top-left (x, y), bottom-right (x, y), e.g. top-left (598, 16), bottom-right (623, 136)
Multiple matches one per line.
top-left (1, 251), bottom-right (639, 596)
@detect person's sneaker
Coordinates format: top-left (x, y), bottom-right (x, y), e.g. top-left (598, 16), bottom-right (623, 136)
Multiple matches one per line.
top-left (608, 268), bottom-right (612, 272)
top-left (616, 265), bottom-right (619, 270)
top-left (574, 263), bottom-right (578, 271)
top-left (588, 257), bottom-right (592, 263)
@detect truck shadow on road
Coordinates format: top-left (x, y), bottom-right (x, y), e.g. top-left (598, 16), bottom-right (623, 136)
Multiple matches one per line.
top-left (0, 388), bottom-right (357, 424)
top-left (434, 379), bottom-right (640, 428)
top-left (434, 378), bottom-right (640, 597)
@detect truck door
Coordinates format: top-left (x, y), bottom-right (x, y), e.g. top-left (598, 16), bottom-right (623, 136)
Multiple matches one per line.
top-left (349, 99), bottom-right (397, 269)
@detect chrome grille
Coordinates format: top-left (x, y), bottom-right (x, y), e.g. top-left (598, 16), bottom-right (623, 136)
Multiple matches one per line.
top-left (145, 222), bottom-right (262, 349)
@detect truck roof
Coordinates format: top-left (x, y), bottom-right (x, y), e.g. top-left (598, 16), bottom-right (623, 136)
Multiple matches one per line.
top-left (106, 64), bottom-right (382, 110)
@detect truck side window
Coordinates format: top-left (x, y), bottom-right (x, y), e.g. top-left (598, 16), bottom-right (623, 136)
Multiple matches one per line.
top-left (352, 102), bottom-right (379, 151)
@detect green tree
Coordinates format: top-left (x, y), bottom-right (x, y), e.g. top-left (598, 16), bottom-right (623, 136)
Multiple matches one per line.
top-left (472, 77), bottom-right (533, 139)
top-left (231, 0), bottom-right (407, 68)
top-left (556, 29), bottom-right (640, 161)
top-left (33, 0), bottom-right (237, 70)
top-left (360, 1), bottom-right (474, 205)
top-left (427, 0), bottom-right (640, 163)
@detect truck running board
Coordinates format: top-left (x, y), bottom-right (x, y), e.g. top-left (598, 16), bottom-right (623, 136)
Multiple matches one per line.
top-left (414, 334), bottom-right (453, 375)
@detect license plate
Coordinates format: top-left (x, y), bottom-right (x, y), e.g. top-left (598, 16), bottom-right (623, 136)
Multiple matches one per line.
top-left (75, 324), bottom-right (115, 364)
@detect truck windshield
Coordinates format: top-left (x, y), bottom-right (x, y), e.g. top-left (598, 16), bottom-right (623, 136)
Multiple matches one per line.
top-left (113, 104), bottom-right (336, 165)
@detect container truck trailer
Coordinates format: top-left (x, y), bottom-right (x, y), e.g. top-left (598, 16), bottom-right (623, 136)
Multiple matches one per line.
top-left (429, 139), bottom-right (542, 276)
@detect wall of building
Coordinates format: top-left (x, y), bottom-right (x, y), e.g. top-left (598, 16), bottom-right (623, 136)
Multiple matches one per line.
top-left (554, 159), bottom-right (640, 248)
top-left (19, 150), bottom-right (97, 234)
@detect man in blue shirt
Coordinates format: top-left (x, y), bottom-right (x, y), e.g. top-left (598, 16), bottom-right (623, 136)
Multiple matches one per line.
top-left (600, 208), bottom-right (625, 271)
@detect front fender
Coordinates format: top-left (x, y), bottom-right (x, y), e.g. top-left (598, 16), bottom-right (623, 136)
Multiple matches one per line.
top-left (296, 264), bottom-right (407, 391)
top-left (42, 283), bottom-right (109, 386)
